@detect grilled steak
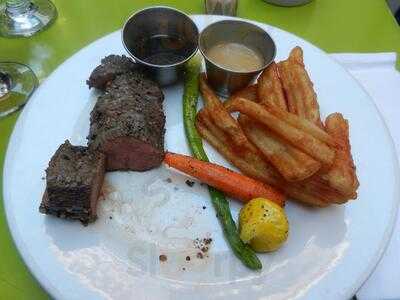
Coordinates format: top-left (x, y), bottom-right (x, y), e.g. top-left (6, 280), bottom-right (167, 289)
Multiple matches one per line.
top-left (88, 57), bottom-right (165, 171)
top-left (87, 55), bottom-right (138, 90)
top-left (39, 140), bottom-right (106, 225)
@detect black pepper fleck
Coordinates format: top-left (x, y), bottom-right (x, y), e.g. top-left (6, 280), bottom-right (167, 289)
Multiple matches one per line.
top-left (159, 254), bottom-right (167, 262)
top-left (193, 237), bottom-right (213, 254)
top-left (202, 206), bottom-right (206, 210)
top-left (185, 180), bottom-right (195, 187)
top-left (186, 256), bottom-right (191, 261)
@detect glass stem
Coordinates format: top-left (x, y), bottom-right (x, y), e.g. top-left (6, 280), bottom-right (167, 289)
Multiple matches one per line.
top-left (6, 0), bottom-right (31, 16)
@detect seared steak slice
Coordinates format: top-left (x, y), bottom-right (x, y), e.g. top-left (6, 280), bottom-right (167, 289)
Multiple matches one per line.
top-left (106, 70), bottom-right (164, 103)
top-left (86, 55), bottom-right (138, 90)
top-left (88, 72), bottom-right (165, 171)
top-left (39, 140), bottom-right (106, 225)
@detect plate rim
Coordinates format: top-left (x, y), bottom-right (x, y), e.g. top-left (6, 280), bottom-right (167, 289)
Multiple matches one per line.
top-left (3, 14), bottom-right (400, 300)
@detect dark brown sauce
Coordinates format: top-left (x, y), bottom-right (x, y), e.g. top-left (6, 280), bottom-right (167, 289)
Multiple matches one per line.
top-left (140, 35), bottom-right (187, 65)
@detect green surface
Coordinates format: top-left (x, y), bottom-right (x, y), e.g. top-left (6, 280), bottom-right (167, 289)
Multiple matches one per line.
top-left (0, 0), bottom-right (399, 298)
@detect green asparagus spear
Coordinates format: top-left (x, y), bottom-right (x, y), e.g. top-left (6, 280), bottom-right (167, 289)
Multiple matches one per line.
top-left (182, 56), bottom-right (262, 270)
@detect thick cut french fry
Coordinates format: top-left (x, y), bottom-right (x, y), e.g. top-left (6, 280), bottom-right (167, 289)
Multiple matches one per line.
top-left (257, 62), bottom-right (287, 110)
top-left (278, 47), bottom-right (323, 127)
top-left (199, 73), bottom-right (221, 108)
top-left (199, 75), bottom-right (249, 150)
top-left (322, 113), bottom-right (359, 198)
top-left (227, 69), bottom-right (335, 148)
top-left (196, 115), bottom-right (332, 206)
top-left (196, 108), bottom-right (344, 206)
top-left (239, 114), bottom-right (321, 181)
top-left (278, 61), bottom-right (306, 117)
top-left (230, 84), bottom-right (258, 102)
top-left (262, 104), bottom-right (336, 147)
top-left (224, 97), bottom-right (335, 168)
top-left (195, 57), bottom-right (358, 207)
top-left (294, 174), bottom-right (350, 205)
top-left (196, 110), bottom-right (282, 186)
top-left (199, 108), bottom-right (254, 154)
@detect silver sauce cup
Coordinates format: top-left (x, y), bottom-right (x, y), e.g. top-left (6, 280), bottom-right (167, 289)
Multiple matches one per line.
top-left (199, 20), bottom-right (276, 97)
top-left (122, 6), bottom-right (199, 86)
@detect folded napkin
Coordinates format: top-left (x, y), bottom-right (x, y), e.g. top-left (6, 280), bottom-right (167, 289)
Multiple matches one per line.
top-left (330, 53), bottom-right (400, 300)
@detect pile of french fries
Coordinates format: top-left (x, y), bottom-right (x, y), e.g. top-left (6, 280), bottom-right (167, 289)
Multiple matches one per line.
top-left (196, 46), bottom-right (359, 207)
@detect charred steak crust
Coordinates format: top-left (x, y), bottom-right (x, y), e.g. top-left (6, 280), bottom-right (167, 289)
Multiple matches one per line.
top-left (88, 64), bottom-right (166, 171)
top-left (40, 55), bottom-right (166, 224)
top-left (39, 140), bottom-right (106, 225)
top-left (86, 55), bottom-right (139, 90)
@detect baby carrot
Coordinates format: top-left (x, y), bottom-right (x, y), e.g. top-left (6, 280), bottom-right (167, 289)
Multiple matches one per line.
top-left (164, 152), bottom-right (285, 207)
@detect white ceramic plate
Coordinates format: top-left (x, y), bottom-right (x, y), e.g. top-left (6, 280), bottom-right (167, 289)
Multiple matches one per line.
top-left (3, 15), bottom-right (399, 300)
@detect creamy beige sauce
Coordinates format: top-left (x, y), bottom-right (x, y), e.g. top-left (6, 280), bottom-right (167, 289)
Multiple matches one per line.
top-left (206, 42), bottom-right (264, 72)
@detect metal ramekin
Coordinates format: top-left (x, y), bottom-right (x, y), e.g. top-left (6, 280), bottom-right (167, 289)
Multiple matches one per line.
top-left (122, 6), bottom-right (199, 86)
top-left (199, 19), bottom-right (276, 97)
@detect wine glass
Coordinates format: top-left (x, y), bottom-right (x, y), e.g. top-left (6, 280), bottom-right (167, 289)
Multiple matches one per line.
top-left (205, 0), bottom-right (238, 16)
top-left (0, 62), bottom-right (38, 118)
top-left (0, 0), bottom-right (57, 37)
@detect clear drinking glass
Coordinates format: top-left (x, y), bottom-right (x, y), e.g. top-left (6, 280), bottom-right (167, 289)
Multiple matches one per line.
top-left (0, 62), bottom-right (38, 118)
top-left (205, 0), bottom-right (238, 16)
top-left (0, 0), bottom-right (57, 37)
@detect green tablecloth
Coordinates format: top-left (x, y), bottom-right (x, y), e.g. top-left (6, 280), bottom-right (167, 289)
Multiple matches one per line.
top-left (0, 0), bottom-right (399, 298)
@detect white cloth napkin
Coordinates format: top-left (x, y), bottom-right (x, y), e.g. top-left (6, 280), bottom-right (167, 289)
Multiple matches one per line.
top-left (330, 53), bottom-right (400, 300)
